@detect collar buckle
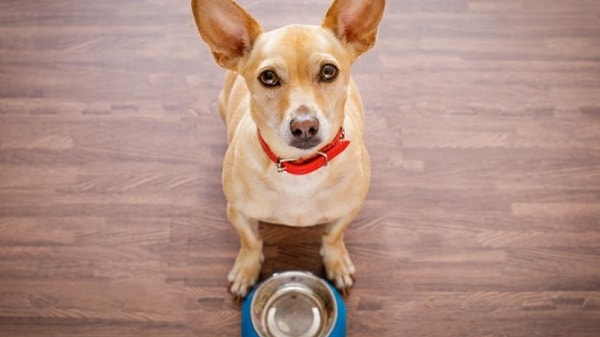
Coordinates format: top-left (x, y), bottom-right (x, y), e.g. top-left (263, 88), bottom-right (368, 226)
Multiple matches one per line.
top-left (317, 151), bottom-right (329, 167)
top-left (276, 158), bottom-right (295, 173)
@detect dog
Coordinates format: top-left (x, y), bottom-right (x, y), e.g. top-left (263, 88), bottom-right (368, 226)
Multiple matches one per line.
top-left (191, 0), bottom-right (385, 298)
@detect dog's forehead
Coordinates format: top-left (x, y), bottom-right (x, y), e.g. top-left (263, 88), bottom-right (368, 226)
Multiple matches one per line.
top-left (251, 25), bottom-right (347, 64)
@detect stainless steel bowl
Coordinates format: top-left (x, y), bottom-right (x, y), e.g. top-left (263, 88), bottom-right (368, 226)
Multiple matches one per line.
top-left (250, 271), bottom-right (338, 337)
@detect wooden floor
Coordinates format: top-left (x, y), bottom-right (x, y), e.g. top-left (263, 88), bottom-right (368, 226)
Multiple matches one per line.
top-left (1, 0), bottom-right (600, 336)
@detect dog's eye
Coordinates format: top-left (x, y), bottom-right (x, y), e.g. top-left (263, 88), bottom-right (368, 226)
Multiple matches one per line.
top-left (258, 70), bottom-right (280, 87)
top-left (320, 64), bottom-right (338, 82)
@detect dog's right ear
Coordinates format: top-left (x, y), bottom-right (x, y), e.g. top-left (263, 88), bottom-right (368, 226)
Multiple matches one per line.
top-left (191, 0), bottom-right (263, 70)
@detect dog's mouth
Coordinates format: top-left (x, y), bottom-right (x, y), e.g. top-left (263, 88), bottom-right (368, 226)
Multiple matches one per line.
top-left (289, 137), bottom-right (322, 150)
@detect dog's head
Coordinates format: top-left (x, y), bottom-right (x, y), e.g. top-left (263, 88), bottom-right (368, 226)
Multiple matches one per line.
top-left (192, 0), bottom-right (385, 157)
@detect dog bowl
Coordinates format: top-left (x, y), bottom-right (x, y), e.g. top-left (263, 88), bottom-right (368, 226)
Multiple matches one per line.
top-left (242, 271), bottom-right (346, 337)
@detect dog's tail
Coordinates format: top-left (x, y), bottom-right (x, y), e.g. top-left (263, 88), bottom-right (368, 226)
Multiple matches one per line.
top-left (219, 71), bottom-right (250, 144)
top-left (218, 71), bottom-right (238, 124)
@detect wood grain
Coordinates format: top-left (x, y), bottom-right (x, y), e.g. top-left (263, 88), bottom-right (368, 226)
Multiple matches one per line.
top-left (1, 0), bottom-right (600, 336)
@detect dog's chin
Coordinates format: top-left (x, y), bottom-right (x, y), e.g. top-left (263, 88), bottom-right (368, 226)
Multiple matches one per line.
top-left (289, 137), bottom-right (322, 150)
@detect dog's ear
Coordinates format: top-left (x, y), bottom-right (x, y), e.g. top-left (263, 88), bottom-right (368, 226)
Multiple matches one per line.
top-left (322, 0), bottom-right (385, 57)
top-left (191, 0), bottom-right (263, 70)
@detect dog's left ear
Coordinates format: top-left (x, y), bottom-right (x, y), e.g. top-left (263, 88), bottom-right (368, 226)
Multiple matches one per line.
top-left (322, 0), bottom-right (385, 58)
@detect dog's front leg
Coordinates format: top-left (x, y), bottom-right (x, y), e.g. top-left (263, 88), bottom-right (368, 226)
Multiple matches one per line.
top-left (321, 211), bottom-right (359, 294)
top-left (226, 205), bottom-right (263, 298)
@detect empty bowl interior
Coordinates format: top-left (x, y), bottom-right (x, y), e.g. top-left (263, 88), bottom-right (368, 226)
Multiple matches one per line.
top-left (250, 272), bottom-right (337, 337)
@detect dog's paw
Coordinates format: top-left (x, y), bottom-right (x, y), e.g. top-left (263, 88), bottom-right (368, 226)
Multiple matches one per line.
top-left (321, 242), bottom-right (356, 294)
top-left (227, 249), bottom-right (263, 298)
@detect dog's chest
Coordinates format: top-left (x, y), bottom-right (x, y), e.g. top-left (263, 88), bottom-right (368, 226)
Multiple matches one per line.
top-left (241, 171), bottom-right (356, 227)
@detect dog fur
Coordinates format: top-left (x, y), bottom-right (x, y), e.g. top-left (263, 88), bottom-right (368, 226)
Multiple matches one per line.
top-left (191, 0), bottom-right (385, 297)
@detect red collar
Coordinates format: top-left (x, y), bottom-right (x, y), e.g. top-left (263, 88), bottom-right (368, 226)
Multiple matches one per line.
top-left (257, 127), bottom-right (350, 175)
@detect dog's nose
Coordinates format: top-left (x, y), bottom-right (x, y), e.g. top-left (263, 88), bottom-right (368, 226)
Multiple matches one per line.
top-left (290, 116), bottom-right (320, 140)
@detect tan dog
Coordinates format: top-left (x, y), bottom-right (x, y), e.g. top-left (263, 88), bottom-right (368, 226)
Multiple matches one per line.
top-left (191, 0), bottom-right (385, 297)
